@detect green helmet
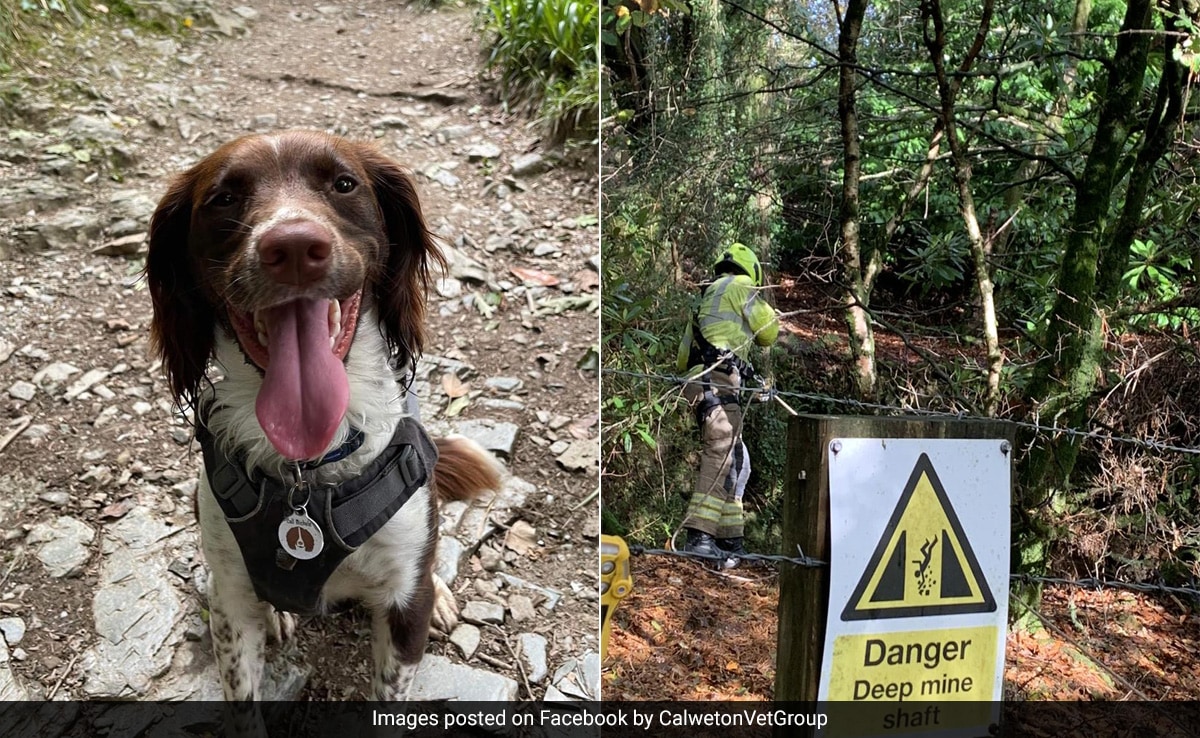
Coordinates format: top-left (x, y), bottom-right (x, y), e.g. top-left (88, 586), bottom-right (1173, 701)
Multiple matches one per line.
top-left (714, 242), bottom-right (763, 286)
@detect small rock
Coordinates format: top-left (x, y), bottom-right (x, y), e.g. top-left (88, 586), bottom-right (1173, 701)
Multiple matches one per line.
top-left (27, 516), bottom-right (94, 578)
top-left (107, 190), bottom-right (157, 224)
top-left (508, 594), bottom-right (536, 623)
top-left (481, 399), bottom-right (524, 411)
top-left (460, 600), bottom-right (505, 625)
top-left (0, 639), bottom-right (25, 700)
top-left (0, 618), bottom-right (26, 646)
top-left (409, 655), bottom-right (517, 701)
top-left (6, 381), bottom-right (35, 401)
top-left (25, 208), bottom-right (102, 250)
top-left (371, 115), bottom-right (409, 129)
top-left (517, 633), bottom-right (548, 683)
top-left (131, 401), bottom-right (153, 416)
top-left (432, 268), bottom-right (465, 296)
top-left (549, 440), bottom-right (570, 456)
top-left (436, 124), bottom-right (474, 142)
top-left (102, 506), bottom-right (175, 552)
top-left (38, 491), bottom-right (70, 507)
top-left (206, 9), bottom-right (247, 36)
top-left (478, 545), bottom-right (504, 572)
top-left (443, 244), bottom-right (490, 284)
top-left (582, 652), bottom-right (601, 698)
top-left (232, 5), bottom-right (259, 19)
top-left (10, 648), bottom-right (25, 662)
top-left (167, 559), bottom-right (191, 580)
top-left (94, 406), bottom-right (120, 428)
top-left (33, 362), bottom-right (80, 387)
top-left (184, 615), bottom-right (207, 642)
top-left (64, 368), bottom-right (109, 401)
top-left (435, 536), bottom-right (463, 587)
top-left (93, 233), bottom-right (146, 257)
top-left (170, 427), bottom-right (191, 445)
top-left (484, 233), bottom-right (512, 253)
top-left (67, 114), bottom-right (123, 142)
top-left (465, 143), bottom-right (501, 161)
top-left (485, 377), bottom-right (523, 393)
top-left (261, 658), bottom-right (310, 701)
top-left (253, 113), bottom-right (278, 129)
top-left (451, 419), bottom-right (519, 459)
top-left (532, 243), bottom-right (561, 257)
top-left (449, 624), bottom-right (481, 660)
top-left (498, 573), bottom-right (564, 611)
top-left (425, 166), bottom-right (460, 189)
top-left (511, 152), bottom-right (550, 177)
top-left (555, 439), bottom-right (599, 473)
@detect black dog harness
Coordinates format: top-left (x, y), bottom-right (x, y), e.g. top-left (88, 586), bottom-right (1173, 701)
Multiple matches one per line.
top-left (196, 409), bottom-right (437, 615)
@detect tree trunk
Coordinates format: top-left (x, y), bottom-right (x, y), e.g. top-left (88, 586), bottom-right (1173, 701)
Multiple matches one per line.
top-left (836, 0), bottom-right (875, 399)
top-left (921, 0), bottom-right (1000, 414)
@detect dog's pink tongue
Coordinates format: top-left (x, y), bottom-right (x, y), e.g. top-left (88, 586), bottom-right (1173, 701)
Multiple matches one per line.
top-left (255, 299), bottom-right (348, 460)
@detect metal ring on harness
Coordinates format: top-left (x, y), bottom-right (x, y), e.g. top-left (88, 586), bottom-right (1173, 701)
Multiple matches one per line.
top-left (286, 479), bottom-right (313, 512)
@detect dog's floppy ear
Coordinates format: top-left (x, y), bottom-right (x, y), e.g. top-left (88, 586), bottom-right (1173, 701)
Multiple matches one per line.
top-left (357, 145), bottom-right (446, 368)
top-left (145, 171), bottom-right (215, 410)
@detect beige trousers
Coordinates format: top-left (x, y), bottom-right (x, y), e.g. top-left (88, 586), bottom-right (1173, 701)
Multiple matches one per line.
top-left (682, 370), bottom-right (747, 539)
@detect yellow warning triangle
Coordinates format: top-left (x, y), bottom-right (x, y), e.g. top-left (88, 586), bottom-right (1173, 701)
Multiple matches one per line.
top-left (841, 453), bottom-right (996, 620)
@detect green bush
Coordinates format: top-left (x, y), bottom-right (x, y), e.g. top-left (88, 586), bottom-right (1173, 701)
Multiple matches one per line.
top-left (482, 0), bottom-right (598, 141)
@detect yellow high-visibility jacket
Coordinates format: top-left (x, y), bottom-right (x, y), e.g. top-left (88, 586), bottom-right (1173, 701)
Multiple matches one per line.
top-left (676, 274), bottom-right (779, 374)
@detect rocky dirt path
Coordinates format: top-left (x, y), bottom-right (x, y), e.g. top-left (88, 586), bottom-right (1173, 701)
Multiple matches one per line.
top-left (0, 0), bottom-right (599, 706)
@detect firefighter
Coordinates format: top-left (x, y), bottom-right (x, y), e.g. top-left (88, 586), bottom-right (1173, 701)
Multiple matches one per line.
top-left (676, 242), bottom-right (779, 567)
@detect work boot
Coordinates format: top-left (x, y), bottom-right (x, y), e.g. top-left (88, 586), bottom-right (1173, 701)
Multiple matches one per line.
top-left (682, 528), bottom-right (723, 563)
top-left (717, 537), bottom-right (747, 569)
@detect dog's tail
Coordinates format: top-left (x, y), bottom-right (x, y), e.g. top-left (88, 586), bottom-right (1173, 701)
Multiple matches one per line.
top-left (433, 437), bottom-right (502, 502)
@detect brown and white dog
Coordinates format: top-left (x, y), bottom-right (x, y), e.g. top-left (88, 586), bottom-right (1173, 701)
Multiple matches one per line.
top-left (145, 130), bottom-right (499, 718)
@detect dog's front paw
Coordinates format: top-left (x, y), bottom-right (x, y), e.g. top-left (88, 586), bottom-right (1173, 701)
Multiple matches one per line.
top-left (430, 574), bottom-right (458, 636)
top-left (266, 608), bottom-right (297, 645)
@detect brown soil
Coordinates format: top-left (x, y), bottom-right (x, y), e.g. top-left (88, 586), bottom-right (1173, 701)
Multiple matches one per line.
top-left (605, 555), bottom-right (1200, 702)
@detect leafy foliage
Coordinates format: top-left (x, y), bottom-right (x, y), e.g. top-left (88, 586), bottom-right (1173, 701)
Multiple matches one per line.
top-left (482, 0), bottom-right (599, 140)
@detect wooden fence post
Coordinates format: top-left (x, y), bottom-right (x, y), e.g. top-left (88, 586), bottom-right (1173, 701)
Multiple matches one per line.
top-left (775, 415), bottom-right (1013, 703)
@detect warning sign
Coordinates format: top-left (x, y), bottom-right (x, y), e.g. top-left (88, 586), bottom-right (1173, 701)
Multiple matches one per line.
top-left (817, 438), bottom-right (1010, 738)
top-left (842, 453), bottom-right (995, 620)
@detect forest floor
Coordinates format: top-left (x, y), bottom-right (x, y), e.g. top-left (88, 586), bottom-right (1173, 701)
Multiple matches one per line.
top-left (605, 556), bottom-right (1200, 701)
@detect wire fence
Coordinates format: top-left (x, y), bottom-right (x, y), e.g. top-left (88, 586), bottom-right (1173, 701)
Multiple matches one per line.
top-left (603, 366), bottom-right (1200, 456)
top-left (625, 543), bottom-right (1200, 600)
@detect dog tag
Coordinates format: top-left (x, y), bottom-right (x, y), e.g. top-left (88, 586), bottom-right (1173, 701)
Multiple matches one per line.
top-left (278, 510), bottom-right (324, 560)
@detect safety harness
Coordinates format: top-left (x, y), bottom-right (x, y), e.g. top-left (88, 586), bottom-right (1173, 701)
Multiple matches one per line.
top-left (685, 277), bottom-right (761, 423)
top-left (196, 404), bottom-right (438, 615)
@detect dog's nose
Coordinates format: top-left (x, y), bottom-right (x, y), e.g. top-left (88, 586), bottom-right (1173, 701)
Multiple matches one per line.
top-left (257, 221), bottom-right (333, 286)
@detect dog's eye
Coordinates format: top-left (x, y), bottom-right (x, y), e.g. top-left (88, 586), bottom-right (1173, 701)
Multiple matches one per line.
top-left (333, 176), bottom-right (357, 194)
top-left (209, 192), bottom-right (237, 208)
